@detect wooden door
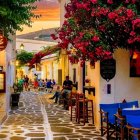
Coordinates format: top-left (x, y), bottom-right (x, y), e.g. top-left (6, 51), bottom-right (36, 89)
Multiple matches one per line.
top-left (0, 72), bottom-right (6, 93)
top-left (58, 69), bottom-right (62, 85)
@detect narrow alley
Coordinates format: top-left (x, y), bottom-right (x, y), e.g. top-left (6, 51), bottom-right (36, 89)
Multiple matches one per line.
top-left (0, 91), bottom-right (106, 140)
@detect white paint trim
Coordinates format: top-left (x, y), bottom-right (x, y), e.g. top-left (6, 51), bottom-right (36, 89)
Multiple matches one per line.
top-left (39, 96), bottom-right (53, 140)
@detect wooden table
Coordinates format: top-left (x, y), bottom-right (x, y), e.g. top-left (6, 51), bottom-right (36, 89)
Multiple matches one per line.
top-left (83, 86), bottom-right (95, 96)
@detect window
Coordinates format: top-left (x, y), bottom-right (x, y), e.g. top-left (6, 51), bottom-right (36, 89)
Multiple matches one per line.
top-left (130, 51), bottom-right (140, 77)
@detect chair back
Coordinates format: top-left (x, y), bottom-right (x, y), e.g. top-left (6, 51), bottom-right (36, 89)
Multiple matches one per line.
top-left (100, 103), bottom-right (119, 124)
top-left (100, 103), bottom-right (119, 111)
top-left (120, 101), bottom-right (139, 109)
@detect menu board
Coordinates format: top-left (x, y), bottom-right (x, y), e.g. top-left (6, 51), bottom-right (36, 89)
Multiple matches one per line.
top-left (100, 59), bottom-right (116, 82)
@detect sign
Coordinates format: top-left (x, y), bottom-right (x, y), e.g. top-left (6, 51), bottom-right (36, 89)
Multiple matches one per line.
top-left (100, 59), bottom-right (116, 82)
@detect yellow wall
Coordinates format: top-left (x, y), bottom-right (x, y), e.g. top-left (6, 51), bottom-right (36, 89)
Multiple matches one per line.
top-left (0, 51), bottom-right (6, 68)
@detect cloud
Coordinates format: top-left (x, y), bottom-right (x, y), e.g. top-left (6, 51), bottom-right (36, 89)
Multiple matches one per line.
top-left (32, 0), bottom-right (60, 21)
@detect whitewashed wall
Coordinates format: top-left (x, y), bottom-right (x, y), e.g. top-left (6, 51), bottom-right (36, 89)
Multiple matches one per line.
top-left (87, 48), bottom-right (140, 129)
top-left (114, 49), bottom-right (140, 102)
top-left (16, 39), bottom-right (56, 52)
top-left (6, 34), bottom-right (16, 112)
top-left (16, 39), bottom-right (57, 79)
top-left (99, 49), bottom-right (140, 104)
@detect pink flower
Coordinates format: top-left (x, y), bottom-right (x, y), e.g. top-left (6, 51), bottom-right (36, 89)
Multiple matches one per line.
top-left (125, 0), bottom-right (130, 3)
top-left (91, 0), bottom-right (97, 4)
top-left (64, 13), bottom-right (71, 18)
top-left (92, 36), bottom-right (100, 42)
top-left (108, 12), bottom-right (118, 20)
top-left (132, 19), bottom-right (140, 30)
top-left (51, 34), bottom-right (58, 40)
top-left (79, 32), bottom-right (84, 37)
top-left (85, 79), bottom-right (90, 83)
top-left (91, 8), bottom-right (95, 17)
top-left (128, 38), bottom-right (134, 44)
top-left (134, 37), bottom-right (140, 42)
top-left (63, 20), bottom-right (68, 25)
top-left (98, 25), bottom-right (106, 32)
top-left (132, 0), bottom-right (136, 4)
top-left (107, 0), bottom-right (113, 4)
top-left (126, 9), bottom-right (135, 19)
top-left (130, 31), bottom-right (136, 36)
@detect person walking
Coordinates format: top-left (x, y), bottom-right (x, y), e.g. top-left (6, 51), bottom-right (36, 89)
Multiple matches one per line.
top-left (24, 75), bottom-right (29, 91)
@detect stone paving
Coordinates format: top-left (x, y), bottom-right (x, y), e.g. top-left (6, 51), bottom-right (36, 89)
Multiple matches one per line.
top-left (0, 91), bottom-right (108, 140)
top-left (0, 91), bottom-right (49, 140)
top-left (40, 93), bottom-right (107, 140)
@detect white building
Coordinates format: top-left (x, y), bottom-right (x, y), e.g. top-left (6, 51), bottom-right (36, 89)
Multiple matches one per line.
top-left (59, 0), bottom-right (140, 129)
top-left (0, 34), bottom-right (16, 124)
top-left (16, 38), bottom-right (57, 80)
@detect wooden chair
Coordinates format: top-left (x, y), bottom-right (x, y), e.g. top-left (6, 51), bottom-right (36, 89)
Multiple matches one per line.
top-left (69, 92), bottom-right (77, 121)
top-left (77, 93), bottom-right (94, 125)
top-left (126, 125), bottom-right (140, 140)
top-left (114, 114), bottom-right (127, 140)
top-left (126, 115), bottom-right (140, 140)
top-left (99, 103), bottom-right (119, 139)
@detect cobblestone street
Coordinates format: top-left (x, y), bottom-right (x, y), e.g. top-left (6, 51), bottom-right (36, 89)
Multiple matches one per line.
top-left (0, 91), bottom-right (106, 140)
top-left (40, 93), bottom-right (106, 140)
top-left (0, 92), bottom-right (50, 140)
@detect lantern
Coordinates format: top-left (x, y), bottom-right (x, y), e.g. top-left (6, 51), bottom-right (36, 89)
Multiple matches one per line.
top-left (0, 34), bottom-right (8, 51)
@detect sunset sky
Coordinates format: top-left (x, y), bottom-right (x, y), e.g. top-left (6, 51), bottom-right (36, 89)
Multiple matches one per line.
top-left (33, 0), bottom-right (60, 21)
top-left (16, 0), bottom-right (60, 35)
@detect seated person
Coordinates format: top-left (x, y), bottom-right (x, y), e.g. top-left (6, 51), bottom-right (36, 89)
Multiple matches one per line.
top-left (46, 79), bottom-right (53, 92)
top-left (62, 76), bottom-right (73, 109)
top-left (52, 79), bottom-right (56, 86)
top-left (49, 86), bottom-right (61, 103)
top-left (42, 79), bottom-right (45, 87)
top-left (38, 79), bottom-right (42, 87)
top-left (46, 79), bottom-right (52, 88)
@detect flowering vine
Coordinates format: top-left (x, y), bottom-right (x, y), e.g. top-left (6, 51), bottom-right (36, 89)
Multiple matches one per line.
top-left (52, 0), bottom-right (140, 65)
top-left (28, 45), bottom-right (61, 68)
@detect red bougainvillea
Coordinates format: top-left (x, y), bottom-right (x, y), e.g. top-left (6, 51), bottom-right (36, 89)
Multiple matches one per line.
top-left (28, 46), bottom-right (61, 68)
top-left (52, 0), bottom-right (140, 65)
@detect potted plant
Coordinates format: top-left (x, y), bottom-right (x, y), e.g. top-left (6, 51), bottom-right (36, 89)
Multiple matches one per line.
top-left (11, 82), bottom-right (23, 107)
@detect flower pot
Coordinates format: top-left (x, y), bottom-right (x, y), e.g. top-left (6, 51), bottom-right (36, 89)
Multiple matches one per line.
top-left (11, 93), bottom-right (20, 107)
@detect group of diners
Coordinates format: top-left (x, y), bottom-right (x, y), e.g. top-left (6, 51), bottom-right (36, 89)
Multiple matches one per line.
top-left (100, 100), bottom-right (140, 140)
top-left (35, 78), bottom-right (56, 91)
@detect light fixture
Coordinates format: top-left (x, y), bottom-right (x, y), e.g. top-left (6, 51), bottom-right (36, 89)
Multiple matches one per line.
top-left (133, 52), bottom-right (138, 59)
top-left (16, 60), bottom-right (19, 66)
top-left (20, 43), bottom-right (24, 50)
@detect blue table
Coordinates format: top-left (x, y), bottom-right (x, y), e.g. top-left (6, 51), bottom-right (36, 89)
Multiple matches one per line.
top-left (121, 108), bottom-right (140, 140)
top-left (126, 115), bottom-right (140, 128)
top-left (126, 115), bottom-right (140, 140)
top-left (122, 108), bottom-right (140, 116)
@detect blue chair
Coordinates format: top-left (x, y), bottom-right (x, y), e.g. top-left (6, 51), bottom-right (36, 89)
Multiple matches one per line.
top-left (114, 101), bottom-right (139, 140)
top-left (99, 103), bottom-right (119, 139)
top-left (126, 115), bottom-right (140, 140)
top-left (119, 101), bottom-right (139, 110)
